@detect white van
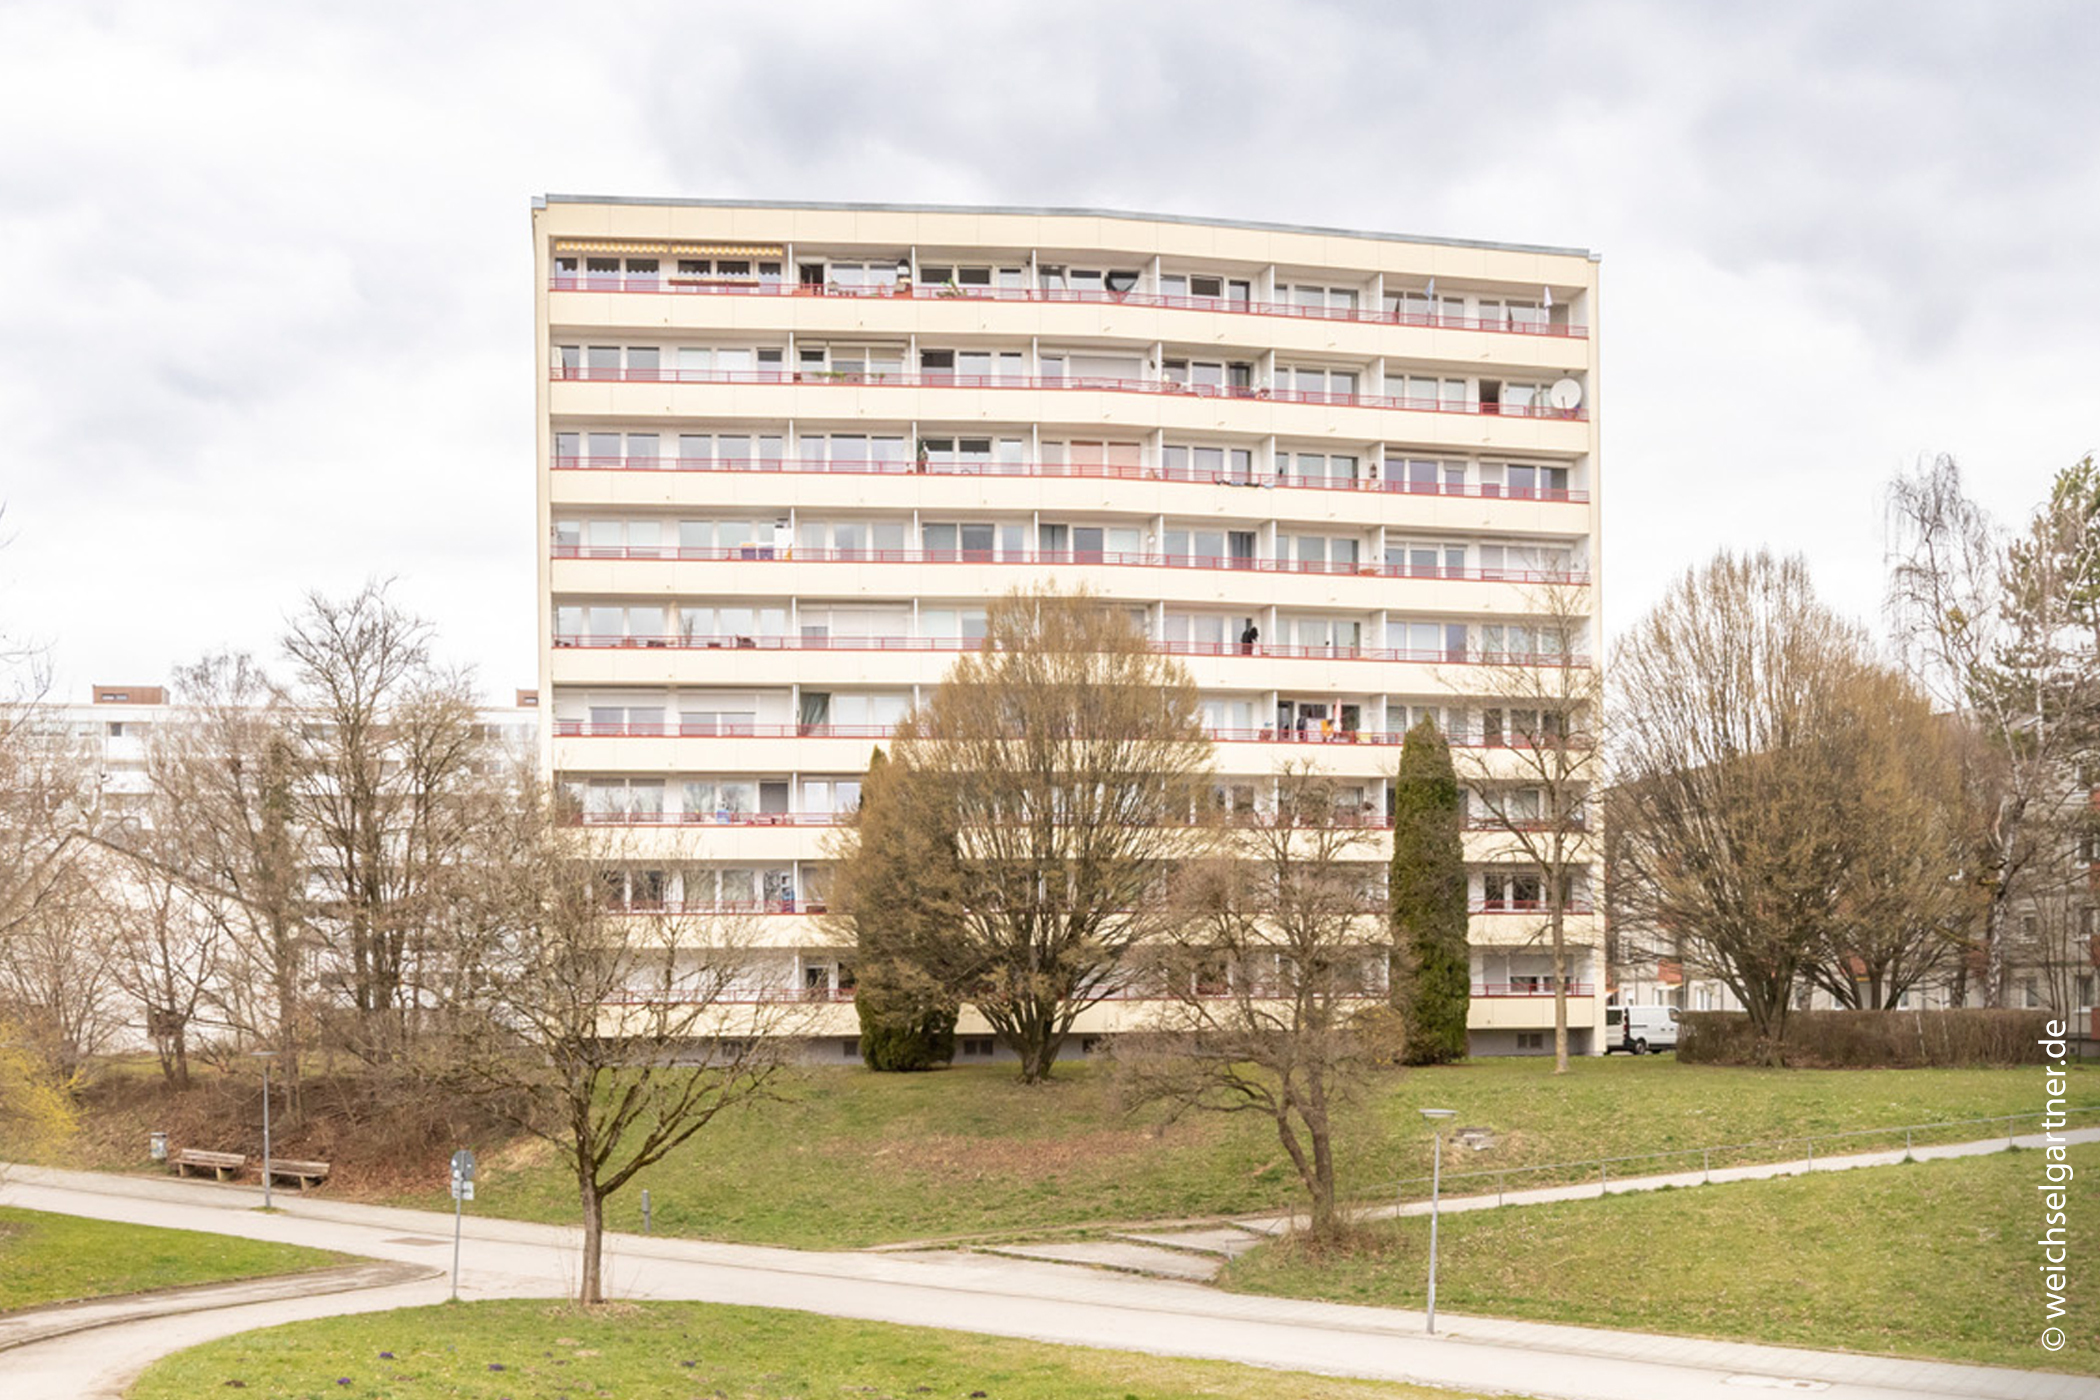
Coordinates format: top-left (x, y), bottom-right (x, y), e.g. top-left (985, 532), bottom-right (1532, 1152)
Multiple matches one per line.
top-left (1605, 1004), bottom-right (1680, 1054)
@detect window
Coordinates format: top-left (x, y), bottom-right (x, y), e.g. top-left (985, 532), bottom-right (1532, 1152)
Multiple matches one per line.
top-left (676, 433), bottom-right (785, 467)
top-left (677, 605), bottom-right (789, 644)
top-left (1275, 282), bottom-right (1361, 314)
top-left (801, 434), bottom-right (906, 469)
top-left (1498, 462), bottom-right (1573, 498)
top-left (1044, 351), bottom-right (1144, 385)
top-left (801, 778), bottom-right (864, 814)
top-left (1039, 266), bottom-right (1140, 297)
top-left (797, 519), bottom-right (908, 556)
top-left (1386, 456), bottom-right (1468, 493)
top-left (918, 263), bottom-right (1024, 294)
top-left (1164, 612), bottom-right (1258, 653)
top-left (1046, 440), bottom-right (1142, 475)
top-left (1280, 451), bottom-right (1360, 486)
top-left (814, 260), bottom-right (902, 293)
top-left (1388, 620), bottom-right (1470, 661)
top-left (1279, 615), bottom-right (1363, 653)
top-left (1517, 1032), bottom-right (1545, 1051)
top-left (1162, 444), bottom-right (1256, 486)
top-left (919, 436), bottom-right (1027, 473)
top-left (1386, 541), bottom-right (1468, 577)
top-left (1161, 357), bottom-right (1253, 393)
top-left (1037, 523), bottom-right (1141, 561)
top-left (920, 608), bottom-right (989, 642)
top-left (1393, 375), bottom-right (1469, 409)
top-left (1281, 535), bottom-right (1362, 572)
top-left (1478, 298), bottom-right (1547, 332)
top-left (919, 348), bottom-right (1024, 382)
top-left (1163, 528), bottom-right (1227, 566)
top-left (1384, 287), bottom-right (1466, 324)
top-left (960, 1037), bottom-right (996, 1058)
top-left (1159, 272), bottom-right (1251, 305)
top-left (799, 343), bottom-right (905, 379)
top-left (673, 256), bottom-right (783, 285)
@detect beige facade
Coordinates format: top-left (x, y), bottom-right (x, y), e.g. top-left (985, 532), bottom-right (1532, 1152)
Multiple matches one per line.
top-left (533, 198), bottom-right (1606, 1058)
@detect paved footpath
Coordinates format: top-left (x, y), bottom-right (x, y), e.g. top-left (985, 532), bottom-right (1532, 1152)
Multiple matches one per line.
top-left (1011, 1125), bottom-right (2100, 1276)
top-left (2, 1163), bottom-right (2093, 1400)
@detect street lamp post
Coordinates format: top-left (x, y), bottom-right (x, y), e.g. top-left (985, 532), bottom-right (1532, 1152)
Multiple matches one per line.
top-left (248, 1050), bottom-right (278, 1210)
top-left (1420, 1107), bottom-right (1456, 1335)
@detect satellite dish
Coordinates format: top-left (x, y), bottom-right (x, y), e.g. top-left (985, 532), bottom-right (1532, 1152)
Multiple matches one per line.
top-left (1549, 377), bottom-right (1583, 411)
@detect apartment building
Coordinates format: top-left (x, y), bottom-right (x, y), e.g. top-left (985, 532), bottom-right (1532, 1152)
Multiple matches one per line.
top-left (71, 684), bottom-right (541, 811)
top-left (533, 198), bottom-right (1606, 1058)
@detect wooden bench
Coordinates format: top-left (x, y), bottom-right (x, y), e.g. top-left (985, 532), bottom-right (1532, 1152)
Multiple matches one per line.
top-left (171, 1148), bottom-right (246, 1182)
top-left (264, 1157), bottom-right (331, 1191)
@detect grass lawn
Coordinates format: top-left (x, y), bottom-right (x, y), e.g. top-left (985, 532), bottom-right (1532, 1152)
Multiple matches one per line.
top-left (397, 1057), bottom-right (2097, 1249)
top-left (126, 1298), bottom-right (1529, 1400)
top-left (0, 1206), bottom-right (344, 1313)
top-left (1225, 1142), bottom-right (2099, 1374)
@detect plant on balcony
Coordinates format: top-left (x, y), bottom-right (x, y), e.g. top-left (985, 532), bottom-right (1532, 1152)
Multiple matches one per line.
top-left (1389, 718), bottom-right (1469, 1065)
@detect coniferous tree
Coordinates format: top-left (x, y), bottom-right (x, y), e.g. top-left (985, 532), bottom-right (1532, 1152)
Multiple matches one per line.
top-left (1390, 718), bottom-right (1470, 1064)
top-left (831, 749), bottom-right (961, 1071)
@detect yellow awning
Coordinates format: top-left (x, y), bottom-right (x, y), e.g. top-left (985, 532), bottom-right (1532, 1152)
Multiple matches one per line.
top-left (555, 240), bottom-right (784, 257)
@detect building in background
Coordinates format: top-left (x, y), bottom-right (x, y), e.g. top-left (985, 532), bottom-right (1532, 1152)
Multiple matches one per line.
top-left (534, 198), bottom-right (1605, 1058)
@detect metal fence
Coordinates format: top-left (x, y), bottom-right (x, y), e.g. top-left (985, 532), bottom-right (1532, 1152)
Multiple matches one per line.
top-left (1371, 1104), bottom-right (2100, 1209)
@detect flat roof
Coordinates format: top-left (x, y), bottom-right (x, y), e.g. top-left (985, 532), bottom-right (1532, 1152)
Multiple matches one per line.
top-left (535, 195), bottom-right (1597, 261)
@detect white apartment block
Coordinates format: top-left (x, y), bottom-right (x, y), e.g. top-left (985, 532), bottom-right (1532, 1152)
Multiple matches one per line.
top-left (533, 198), bottom-right (1606, 1059)
top-left (71, 683), bottom-right (541, 810)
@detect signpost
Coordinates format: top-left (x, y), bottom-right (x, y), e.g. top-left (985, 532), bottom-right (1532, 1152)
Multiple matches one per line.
top-left (449, 1149), bottom-right (476, 1300)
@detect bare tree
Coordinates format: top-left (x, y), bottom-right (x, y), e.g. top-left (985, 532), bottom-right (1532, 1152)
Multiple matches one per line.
top-left (1446, 580), bottom-right (1602, 1072)
top-left (877, 587), bottom-right (1216, 1082)
top-left (0, 699), bottom-right (95, 953)
top-left (279, 582), bottom-right (490, 1059)
top-left (1610, 551), bottom-right (1887, 1058)
top-left (1803, 670), bottom-right (1981, 1010)
top-left (102, 808), bottom-right (225, 1089)
top-left (1119, 765), bottom-right (1386, 1241)
top-left (438, 795), bottom-right (797, 1304)
top-left (1886, 455), bottom-right (2100, 1005)
top-left (138, 654), bottom-right (314, 1097)
top-left (0, 863), bottom-right (122, 1085)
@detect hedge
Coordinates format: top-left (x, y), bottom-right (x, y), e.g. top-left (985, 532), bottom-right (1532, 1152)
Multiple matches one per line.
top-left (1677, 1008), bottom-right (2061, 1067)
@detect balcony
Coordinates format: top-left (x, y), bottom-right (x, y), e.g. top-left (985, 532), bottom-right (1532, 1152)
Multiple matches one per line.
top-left (548, 365), bottom-right (1588, 423)
top-left (549, 633), bottom-right (1593, 670)
top-left (549, 453), bottom-right (1592, 504)
top-left (548, 275), bottom-right (1589, 340)
top-left (549, 540), bottom-right (1588, 586)
top-left (553, 718), bottom-right (1589, 751)
top-left (1471, 981), bottom-right (1596, 998)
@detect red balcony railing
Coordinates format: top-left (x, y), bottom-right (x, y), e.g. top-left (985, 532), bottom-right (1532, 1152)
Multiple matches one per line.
top-left (553, 719), bottom-right (1586, 751)
top-left (573, 810), bottom-right (847, 827)
top-left (1471, 900), bottom-right (1597, 916)
top-left (549, 634), bottom-right (1592, 669)
top-left (547, 541), bottom-right (1588, 586)
top-left (548, 365), bottom-right (1588, 422)
top-left (548, 275), bottom-right (1589, 340)
top-left (548, 453), bottom-right (1590, 504)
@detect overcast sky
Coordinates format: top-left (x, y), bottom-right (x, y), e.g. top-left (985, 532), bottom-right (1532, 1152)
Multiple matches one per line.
top-left (3, 0), bottom-right (2095, 704)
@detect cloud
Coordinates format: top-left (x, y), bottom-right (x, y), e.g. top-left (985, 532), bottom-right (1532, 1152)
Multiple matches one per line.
top-left (0, 0), bottom-right (2094, 697)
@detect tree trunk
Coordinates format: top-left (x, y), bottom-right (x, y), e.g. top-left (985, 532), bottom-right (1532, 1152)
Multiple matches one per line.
top-left (1550, 905), bottom-right (1570, 1074)
top-left (577, 1176), bottom-right (605, 1304)
top-left (1304, 1108), bottom-right (1338, 1242)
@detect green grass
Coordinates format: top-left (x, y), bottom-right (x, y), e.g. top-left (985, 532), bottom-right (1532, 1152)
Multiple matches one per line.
top-left (395, 1057), bottom-right (2098, 1248)
top-left (1225, 1142), bottom-right (2098, 1374)
top-left (0, 1207), bottom-right (344, 1312)
top-left (126, 1298), bottom-right (1528, 1400)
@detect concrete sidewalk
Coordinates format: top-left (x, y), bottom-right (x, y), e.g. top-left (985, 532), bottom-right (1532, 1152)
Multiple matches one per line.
top-left (3, 1163), bottom-right (2092, 1400)
top-left (0, 1259), bottom-right (435, 1352)
top-left (983, 1125), bottom-right (2100, 1278)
